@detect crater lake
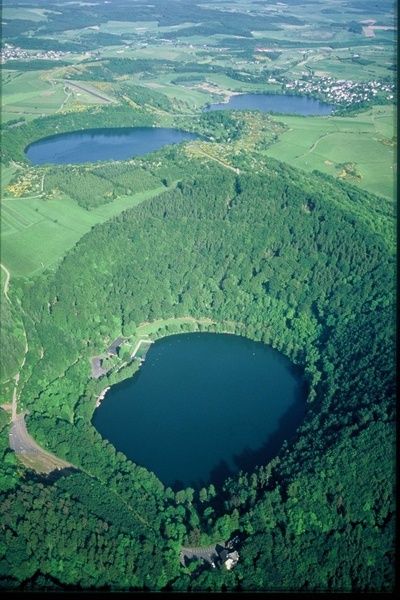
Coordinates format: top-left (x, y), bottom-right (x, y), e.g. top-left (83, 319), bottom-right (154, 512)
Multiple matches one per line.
top-left (92, 333), bottom-right (307, 490)
top-left (25, 126), bottom-right (199, 165)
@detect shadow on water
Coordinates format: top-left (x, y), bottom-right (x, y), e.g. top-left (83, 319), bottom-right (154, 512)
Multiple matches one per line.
top-left (169, 378), bottom-right (307, 493)
top-left (232, 386), bottom-right (307, 473)
top-left (171, 478), bottom-right (186, 491)
top-left (173, 460), bottom-right (235, 493)
top-left (208, 459), bottom-right (235, 488)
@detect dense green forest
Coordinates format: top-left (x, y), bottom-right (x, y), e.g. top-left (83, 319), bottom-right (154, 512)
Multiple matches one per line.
top-left (1, 159), bottom-right (395, 591)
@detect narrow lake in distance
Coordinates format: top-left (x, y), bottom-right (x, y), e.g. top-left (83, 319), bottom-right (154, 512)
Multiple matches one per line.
top-left (92, 333), bottom-right (306, 490)
top-left (204, 93), bottom-right (333, 115)
top-left (25, 126), bottom-right (199, 165)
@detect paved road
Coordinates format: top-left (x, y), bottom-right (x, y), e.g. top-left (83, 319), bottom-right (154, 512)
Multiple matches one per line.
top-left (180, 543), bottom-right (224, 566)
top-left (1, 263), bottom-right (11, 304)
top-left (63, 80), bottom-right (115, 103)
top-left (9, 332), bottom-right (71, 473)
top-left (9, 413), bottom-right (72, 474)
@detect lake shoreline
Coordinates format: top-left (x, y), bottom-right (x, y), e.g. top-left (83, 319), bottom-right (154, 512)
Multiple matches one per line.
top-left (204, 92), bottom-right (333, 115)
top-left (25, 126), bottom-right (199, 165)
top-left (95, 386), bottom-right (110, 408)
top-left (92, 332), bottom-right (306, 489)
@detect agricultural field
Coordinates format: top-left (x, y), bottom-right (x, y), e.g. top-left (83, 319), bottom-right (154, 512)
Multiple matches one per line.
top-left (1, 187), bottom-right (165, 277)
top-left (0, 69), bottom-right (109, 123)
top-left (1, 71), bottom-right (67, 121)
top-left (265, 105), bottom-right (396, 200)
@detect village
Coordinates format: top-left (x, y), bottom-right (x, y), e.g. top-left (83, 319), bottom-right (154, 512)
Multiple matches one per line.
top-left (0, 42), bottom-right (70, 63)
top-left (283, 74), bottom-right (394, 107)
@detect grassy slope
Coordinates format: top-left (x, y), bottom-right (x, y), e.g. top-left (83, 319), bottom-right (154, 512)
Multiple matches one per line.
top-left (1, 71), bottom-right (67, 119)
top-left (1, 187), bottom-right (166, 277)
top-left (265, 106), bottom-right (395, 200)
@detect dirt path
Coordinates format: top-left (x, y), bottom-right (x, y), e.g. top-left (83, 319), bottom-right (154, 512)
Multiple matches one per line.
top-left (295, 131), bottom-right (333, 158)
top-left (0, 263), bottom-right (11, 304)
top-left (191, 148), bottom-right (240, 174)
top-left (137, 316), bottom-right (215, 330)
top-left (58, 84), bottom-right (72, 112)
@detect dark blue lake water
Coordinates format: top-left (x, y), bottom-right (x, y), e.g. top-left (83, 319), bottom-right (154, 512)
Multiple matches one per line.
top-left (92, 333), bottom-right (306, 490)
top-left (25, 127), bottom-right (199, 165)
top-left (204, 93), bottom-right (333, 115)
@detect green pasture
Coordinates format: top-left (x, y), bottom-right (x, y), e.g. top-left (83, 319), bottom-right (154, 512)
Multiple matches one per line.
top-left (205, 73), bottom-right (282, 94)
top-left (97, 20), bottom-right (159, 34)
top-left (1, 67), bottom-right (110, 123)
top-left (265, 106), bottom-right (395, 200)
top-left (309, 51), bottom-right (395, 81)
top-left (2, 7), bottom-right (50, 21)
top-left (137, 75), bottom-right (212, 108)
top-left (1, 70), bottom-right (67, 121)
top-left (0, 187), bottom-right (166, 278)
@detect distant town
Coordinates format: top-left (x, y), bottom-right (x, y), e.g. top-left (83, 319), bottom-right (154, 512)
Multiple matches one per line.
top-left (0, 43), bottom-right (70, 63)
top-left (284, 74), bottom-right (395, 107)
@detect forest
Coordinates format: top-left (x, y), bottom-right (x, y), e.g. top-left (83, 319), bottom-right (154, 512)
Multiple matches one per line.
top-left (0, 159), bottom-right (395, 591)
top-left (0, 0), bottom-right (396, 592)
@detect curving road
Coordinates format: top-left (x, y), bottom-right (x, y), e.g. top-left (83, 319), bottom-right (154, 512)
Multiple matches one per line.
top-left (1, 263), bottom-right (11, 304)
top-left (8, 327), bottom-right (72, 473)
top-left (9, 412), bottom-right (72, 473)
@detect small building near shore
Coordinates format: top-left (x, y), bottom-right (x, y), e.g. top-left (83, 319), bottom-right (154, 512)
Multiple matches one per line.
top-left (106, 337), bottom-right (125, 356)
top-left (91, 356), bottom-right (108, 379)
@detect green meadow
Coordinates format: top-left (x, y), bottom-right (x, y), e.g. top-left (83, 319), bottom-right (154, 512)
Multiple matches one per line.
top-left (1, 68), bottom-right (109, 123)
top-left (1, 187), bottom-right (165, 278)
top-left (265, 106), bottom-right (396, 200)
top-left (1, 71), bottom-right (66, 118)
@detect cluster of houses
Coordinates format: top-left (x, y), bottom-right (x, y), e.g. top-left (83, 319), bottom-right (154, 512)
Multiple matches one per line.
top-left (284, 75), bottom-right (394, 106)
top-left (0, 43), bottom-right (70, 64)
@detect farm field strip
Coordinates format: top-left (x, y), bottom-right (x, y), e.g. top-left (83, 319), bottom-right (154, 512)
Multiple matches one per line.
top-left (0, 187), bottom-right (167, 277)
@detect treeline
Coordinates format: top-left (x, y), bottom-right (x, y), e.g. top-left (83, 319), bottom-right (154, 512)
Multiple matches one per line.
top-left (179, 111), bottom-right (246, 143)
top-left (64, 59), bottom-right (178, 82)
top-left (3, 0), bottom-right (303, 43)
top-left (43, 163), bottom-right (163, 210)
top-left (117, 84), bottom-right (172, 113)
top-left (1, 105), bottom-right (155, 164)
top-left (64, 57), bottom-right (279, 88)
top-left (0, 291), bottom-right (26, 383)
top-left (0, 60), bottom-right (72, 72)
